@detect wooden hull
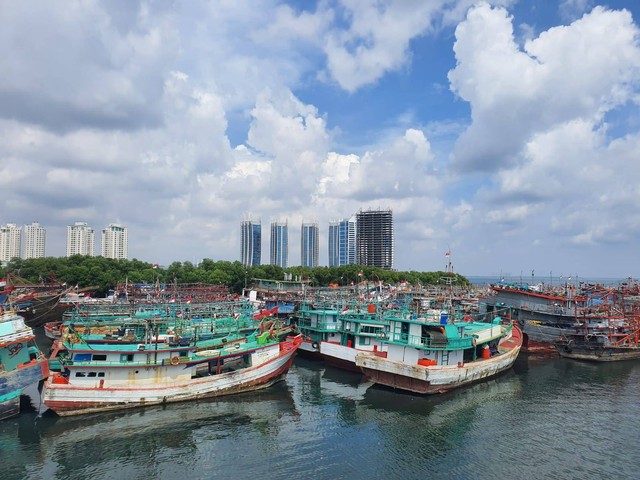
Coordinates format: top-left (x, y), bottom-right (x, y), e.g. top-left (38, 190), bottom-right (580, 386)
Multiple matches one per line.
top-left (0, 358), bottom-right (48, 421)
top-left (555, 342), bottom-right (640, 362)
top-left (0, 394), bottom-right (20, 421)
top-left (43, 338), bottom-right (301, 416)
top-left (356, 326), bottom-right (523, 395)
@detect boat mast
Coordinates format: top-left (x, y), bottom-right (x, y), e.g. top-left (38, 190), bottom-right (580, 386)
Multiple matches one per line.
top-left (441, 250), bottom-right (455, 322)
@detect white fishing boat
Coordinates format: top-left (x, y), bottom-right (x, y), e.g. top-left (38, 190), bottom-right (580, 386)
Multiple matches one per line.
top-left (42, 329), bottom-right (302, 416)
top-left (355, 308), bottom-right (523, 395)
top-left (319, 304), bottom-right (388, 372)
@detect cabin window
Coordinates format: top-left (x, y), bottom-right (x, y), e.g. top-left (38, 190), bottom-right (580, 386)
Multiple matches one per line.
top-left (98, 372), bottom-right (105, 377)
top-left (360, 325), bottom-right (379, 334)
top-left (73, 354), bottom-right (92, 362)
top-left (120, 354), bottom-right (134, 362)
top-left (75, 372), bottom-right (86, 377)
top-left (359, 337), bottom-right (371, 346)
top-left (87, 372), bottom-right (97, 377)
top-left (179, 352), bottom-right (188, 358)
top-left (92, 354), bottom-right (107, 361)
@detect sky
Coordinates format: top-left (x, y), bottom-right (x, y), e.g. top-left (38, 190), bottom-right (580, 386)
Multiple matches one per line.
top-left (1, 0), bottom-right (640, 279)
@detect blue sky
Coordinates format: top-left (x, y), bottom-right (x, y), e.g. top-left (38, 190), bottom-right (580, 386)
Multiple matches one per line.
top-left (1, 0), bottom-right (640, 278)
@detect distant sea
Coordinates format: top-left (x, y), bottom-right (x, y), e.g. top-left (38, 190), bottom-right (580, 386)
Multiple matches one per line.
top-left (466, 275), bottom-right (635, 288)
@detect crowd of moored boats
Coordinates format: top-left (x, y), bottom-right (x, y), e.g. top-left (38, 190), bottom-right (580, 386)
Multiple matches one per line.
top-left (2, 274), bottom-right (640, 421)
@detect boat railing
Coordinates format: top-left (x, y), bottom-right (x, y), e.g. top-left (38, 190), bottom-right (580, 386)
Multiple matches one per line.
top-left (62, 357), bottom-right (190, 368)
top-left (387, 332), bottom-right (474, 350)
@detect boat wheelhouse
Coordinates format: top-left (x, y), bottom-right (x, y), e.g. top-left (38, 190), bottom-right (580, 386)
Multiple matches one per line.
top-left (318, 303), bottom-right (388, 372)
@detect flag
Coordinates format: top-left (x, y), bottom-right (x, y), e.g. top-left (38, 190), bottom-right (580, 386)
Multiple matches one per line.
top-left (445, 251), bottom-right (450, 257)
top-left (358, 271), bottom-right (363, 277)
top-left (152, 264), bottom-right (158, 269)
top-left (0, 278), bottom-right (6, 287)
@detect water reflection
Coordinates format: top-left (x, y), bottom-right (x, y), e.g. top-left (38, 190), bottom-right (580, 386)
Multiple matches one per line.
top-left (2, 383), bottom-right (298, 480)
top-left (2, 355), bottom-right (640, 480)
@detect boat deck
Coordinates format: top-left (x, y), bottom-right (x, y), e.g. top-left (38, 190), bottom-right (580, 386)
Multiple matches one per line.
top-left (499, 324), bottom-right (523, 352)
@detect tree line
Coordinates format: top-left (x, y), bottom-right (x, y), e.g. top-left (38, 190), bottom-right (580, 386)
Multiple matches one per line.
top-left (1, 256), bottom-right (469, 296)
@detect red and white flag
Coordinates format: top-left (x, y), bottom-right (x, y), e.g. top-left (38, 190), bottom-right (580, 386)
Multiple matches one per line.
top-left (0, 278), bottom-right (6, 287)
top-left (445, 251), bottom-right (450, 257)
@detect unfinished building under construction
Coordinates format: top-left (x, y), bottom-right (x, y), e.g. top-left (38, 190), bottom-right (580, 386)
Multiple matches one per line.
top-left (356, 209), bottom-right (394, 270)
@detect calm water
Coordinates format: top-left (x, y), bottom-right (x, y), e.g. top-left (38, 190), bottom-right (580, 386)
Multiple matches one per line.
top-left (2, 355), bottom-right (640, 480)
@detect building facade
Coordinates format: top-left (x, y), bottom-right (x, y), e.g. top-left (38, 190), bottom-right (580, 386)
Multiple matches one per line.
top-left (66, 222), bottom-right (95, 257)
top-left (301, 222), bottom-right (319, 268)
top-left (22, 222), bottom-right (46, 259)
top-left (328, 216), bottom-right (357, 267)
top-left (356, 209), bottom-right (393, 270)
top-left (0, 223), bottom-right (21, 263)
top-left (101, 224), bottom-right (128, 259)
top-left (240, 219), bottom-right (261, 267)
top-left (270, 220), bottom-right (288, 269)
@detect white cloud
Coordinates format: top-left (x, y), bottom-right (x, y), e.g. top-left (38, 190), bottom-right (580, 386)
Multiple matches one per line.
top-left (322, 0), bottom-right (514, 92)
top-left (2, 0), bottom-right (640, 277)
top-left (448, 3), bottom-right (640, 172)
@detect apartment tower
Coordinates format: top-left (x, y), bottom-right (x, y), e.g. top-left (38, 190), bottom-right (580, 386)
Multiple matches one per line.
top-left (240, 218), bottom-right (261, 267)
top-left (0, 223), bottom-right (21, 263)
top-left (356, 209), bottom-right (393, 270)
top-left (328, 216), bottom-right (357, 267)
top-left (270, 220), bottom-right (288, 269)
top-left (101, 224), bottom-right (128, 259)
top-left (22, 222), bottom-right (46, 259)
top-left (66, 222), bottom-right (95, 257)
top-left (301, 222), bottom-right (319, 268)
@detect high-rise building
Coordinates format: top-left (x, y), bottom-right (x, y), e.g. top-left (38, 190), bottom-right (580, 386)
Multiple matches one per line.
top-left (356, 209), bottom-right (393, 270)
top-left (66, 222), bottom-right (95, 257)
top-left (22, 222), bottom-right (46, 259)
top-left (301, 222), bottom-right (319, 268)
top-left (0, 223), bottom-right (21, 263)
top-left (101, 224), bottom-right (128, 259)
top-left (270, 220), bottom-right (288, 269)
top-left (328, 216), bottom-right (357, 267)
top-left (240, 218), bottom-right (261, 267)
top-left (328, 221), bottom-right (339, 267)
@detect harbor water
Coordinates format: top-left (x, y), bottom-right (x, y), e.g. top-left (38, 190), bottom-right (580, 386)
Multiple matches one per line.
top-left (2, 353), bottom-right (640, 480)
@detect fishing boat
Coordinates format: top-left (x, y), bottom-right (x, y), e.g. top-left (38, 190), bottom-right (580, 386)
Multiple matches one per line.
top-left (3, 274), bottom-right (72, 328)
top-left (479, 282), bottom-right (587, 349)
top-left (318, 303), bottom-right (388, 373)
top-left (355, 308), bottom-right (523, 395)
top-left (295, 302), bottom-right (342, 358)
top-left (1, 308), bottom-right (49, 420)
top-left (42, 325), bottom-right (302, 416)
top-left (555, 309), bottom-right (640, 361)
